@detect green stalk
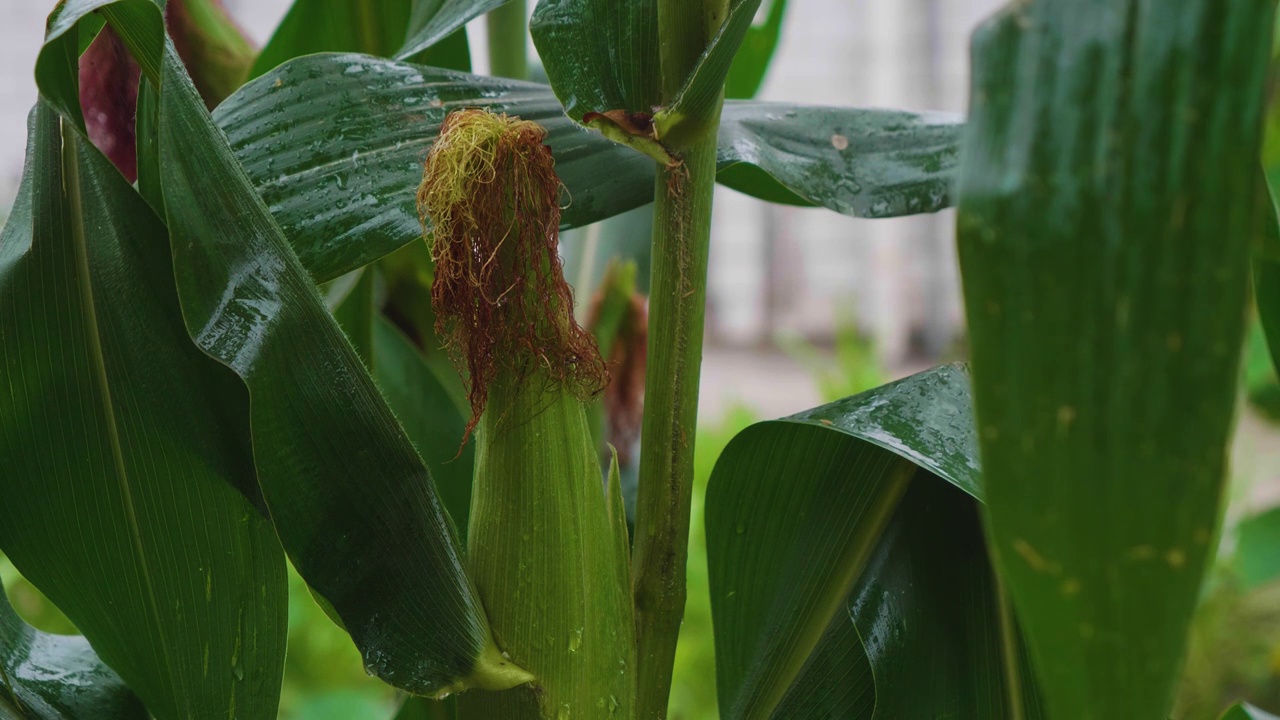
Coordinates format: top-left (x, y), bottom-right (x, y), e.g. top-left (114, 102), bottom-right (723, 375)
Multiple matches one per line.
top-left (486, 0), bottom-right (528, 79)
top-left (632, 1), bottom-right (727, 716)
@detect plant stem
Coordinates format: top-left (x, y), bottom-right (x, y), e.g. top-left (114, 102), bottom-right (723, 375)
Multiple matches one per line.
top-left (632, 2), bottom-right (727, 716)
top-left (485, 0), bottom-right (527, 80)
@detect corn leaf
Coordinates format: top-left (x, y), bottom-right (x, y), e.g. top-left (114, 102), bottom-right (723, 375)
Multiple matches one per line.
top-left (724, 0), bottom-right (788, 100)
top-left (716, 101), bottom-right (960, 218)
top-left (213, 54), bottom-right (653, 282)
top-left (28, 0), bottom-right (515, 698)
top-left (157, 44), bottom-right (499, 695)
top-left (211, 53), bottom-right (961, 284)
top-left (707, 365), bottom-right (1042, 719)
top-left (0, 102), bottom-right (287, 719)
top-left (956, 1), bottom-right (1277, 717)
top-left (529, 0), bottom-right (660, 121)
top-left (0, 588), bottom-right (148, 719)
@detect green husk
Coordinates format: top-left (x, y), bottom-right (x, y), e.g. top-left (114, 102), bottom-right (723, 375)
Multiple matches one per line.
top-left (420, 109), bottom-right (636, 719)
top-left (458, 374), bottom-right (636, 719)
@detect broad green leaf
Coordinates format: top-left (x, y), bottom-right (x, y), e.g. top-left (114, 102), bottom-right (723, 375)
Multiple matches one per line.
top-left (655, 0), bottom-right (764, 138)
top-left (396, 0), bottom-right (504, 63)
top-left (214, 54), bottom-right (654, 282)
top-left (1234, 507), bottom-right (1280, 590)
top-left (1, 588), bottom-right (148, 719)
top-left (373, 317), bottom-right (475, 536)
top-left (1222, 704), bottom-right (1280, 720)
top-left (724, 0), bottom-right (787, 100)
top-left (717, 102), bottom-right (961, 218)
top-left (707, 365), bottom-right (1040, 719)
top-left (33, 0), bottom-right (522, 697)
top-left (212, 54), bottom-right (962, 283)
top-left (0, 103), bottom-right (287, 719)
top-left (529, 0), bottom-right (660, 121)
top-left (248, 0), bottom-right (413, 80)
top-left (155, 41), bottom-right (513, 695)
top-left (956, 1), bottom-right (1277, 717)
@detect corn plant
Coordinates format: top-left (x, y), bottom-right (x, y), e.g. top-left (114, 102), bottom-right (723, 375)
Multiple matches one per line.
top-left (1, 0), bottom-right (1279, 719)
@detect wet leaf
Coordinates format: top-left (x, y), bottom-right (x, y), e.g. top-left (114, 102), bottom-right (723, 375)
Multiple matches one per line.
top-left (0, 102), bottom-right (287, 719)
top-left (0, 588), bottom-right (148, 719)
top-left (957, 1), bottom-right (1277, 716)
top-left (708, 365), bottom-right (1041, 719)
top-left (212, 54), bottom-right (962, 284)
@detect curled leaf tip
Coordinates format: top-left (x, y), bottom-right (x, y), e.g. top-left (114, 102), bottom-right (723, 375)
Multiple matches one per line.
top-left (417, 108), bottom-right (608, 441)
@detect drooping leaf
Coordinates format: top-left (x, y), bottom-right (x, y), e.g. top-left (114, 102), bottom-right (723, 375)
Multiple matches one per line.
top-left (707, 365), bottom-right (1040, 719)
top-left (0, 103), bottom-right (287, 719)
top-left (211, 53), bottom-right (962, 283)
top-left (156, 42), bottom-right (515, 695)
top-left (956, 1), bottom-right (1277, 717)
top-left (724, 0), bottom-right (787, 100)
top-left (529, 0), bottom-right (660, 122)
top-left (31, 0), bottom-right (524, 698)
top-left (717, 102), bottom-right (961, 218)
top-left (248, 0), bottom-right (413, 80)
top-left (396, 0), bottom-right (504, 63)
top-left (0, 588), bottom-right (148, 720)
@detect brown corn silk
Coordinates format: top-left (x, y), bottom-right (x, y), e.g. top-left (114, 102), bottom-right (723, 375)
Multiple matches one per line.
top-left (418, 109), bottom-right (607, 439)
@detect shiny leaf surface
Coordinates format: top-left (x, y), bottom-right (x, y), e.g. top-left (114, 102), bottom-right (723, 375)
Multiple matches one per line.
top-left (214, 54), bottom-right (653, 282)
top-left (708, 365), bottom-right (1040, 719)
top-left (212, 54), bottom-right (962, 284)
top-left (0, 103), bottom-right (287, 719)
top-left (717, 101), bottom-right (961, 218)
top-left (0, 589), bottom-right (147, 720)
top-left (156, 42), bottom-right (504, 694)
top-left (33, 0), bottom-right (515, 697)
top-left (529, 0), bottom-right (660, 121)
top-left (956, 1), bottom-right (1277, 717)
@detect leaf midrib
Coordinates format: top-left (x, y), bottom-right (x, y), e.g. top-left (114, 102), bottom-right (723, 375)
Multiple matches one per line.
top-left (62, 121), bottom-right (181, 711)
